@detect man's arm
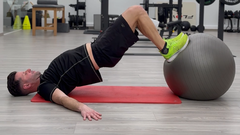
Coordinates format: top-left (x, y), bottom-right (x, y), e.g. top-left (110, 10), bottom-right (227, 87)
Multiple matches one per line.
top-left (52, 88), bottom-right (102, 121)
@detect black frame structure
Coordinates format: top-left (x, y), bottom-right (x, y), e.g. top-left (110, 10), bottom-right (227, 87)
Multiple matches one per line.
top-left (84, 0), bottom-right (109, 34)
top-left (75, 0), bottom-right (86, 29)
top-left (198, 0), bottom-right (205, 33)
top-left (138, 0), bottom-right (182, 42)
top-left (127, 0), bottom-right (183, 56)
top-left (69, 0), bottom-right (87, 30)
top-left (141, 0), bottom-right (182, 34)
top-left (100, 0), bottom-right (109, 32)
top-left (218, 1), bottom-right (226, 40)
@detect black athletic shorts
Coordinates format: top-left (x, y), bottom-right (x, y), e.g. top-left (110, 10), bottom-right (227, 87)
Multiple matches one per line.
top-left (91, 15), bottom-right (139, 68)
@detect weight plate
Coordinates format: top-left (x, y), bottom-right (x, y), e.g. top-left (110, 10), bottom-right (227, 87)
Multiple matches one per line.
top-left (196, 0), bottom-right (215, 5)
top-left (220, 0), bottom-right (240, 5)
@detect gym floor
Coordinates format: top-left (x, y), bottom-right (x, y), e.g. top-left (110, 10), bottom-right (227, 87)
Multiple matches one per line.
top-left (0, 30), bottom-right (240, 135)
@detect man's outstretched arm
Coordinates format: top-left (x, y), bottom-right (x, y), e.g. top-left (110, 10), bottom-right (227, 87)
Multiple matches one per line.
top-left (52, 88), bottom-right (102, 121)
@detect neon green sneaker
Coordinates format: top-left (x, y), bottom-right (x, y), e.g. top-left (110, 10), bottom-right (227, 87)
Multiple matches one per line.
top-left (164, 32), bottom-right (184, 42)
top-left (161, 34), bottom-right (189, 62)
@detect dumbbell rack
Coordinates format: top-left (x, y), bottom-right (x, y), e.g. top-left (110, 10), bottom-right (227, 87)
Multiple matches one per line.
top-left (224, 10), bottom-right (240, 33)
top-left (69, 0), bottom-right (86, 30)
top-left (224, 10), bottom-right (234, 32)
top-left (218, 0), bottom-right (240, 40)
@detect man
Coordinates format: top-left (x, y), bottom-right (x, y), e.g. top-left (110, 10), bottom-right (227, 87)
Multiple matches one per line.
top-left (7, 5), bottom-right (189, 121)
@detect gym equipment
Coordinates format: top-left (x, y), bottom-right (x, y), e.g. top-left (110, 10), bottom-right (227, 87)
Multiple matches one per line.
top-left (224, 10), bottom-right (240, 33)
top-left (196, 0), bottom-right (215, 5)
top-left (233, 10), bottom-right (240, 32)
top-left (142, 0), bottom-right (150, 13)
top-left (197, 25), bottom-right (205, 31)
top-left (224, 10), bottom-right (234, 32)
top-left (179, 21), bottom-right (205, 33)
top-left (180, 21), bottom-right (191, 31)
top-left (128, 0), bottom-right (182, 56)
top-left (13, 15), bottom-right (22, 30)
top-left (218, 0), bottom-right (240, 40)
top-left (84, 0), bottom-right (110, 34)
top-left (190, 25), bottom-right (197, 31)
top-left (31, 86), bottom-right (181, 104)
top-left (22, 15), bottom-right (31, 30)
top-left (68, 1), bottom-right (86, 30)
top-left (141, 0), bottom-right (183, 34)
top-left (157, 4), bottom-right (182, 38)
top-left (132, 20), bottom-right (182, 45)
top-left (196, 0), bottom-right (215, 33)
top-left (220, 0), bottom-right (240, 5)
top-left (127, 0), bottom-right (182, 56)
top-left (186, 0), bottom-right (215, 33)
top-left (159, 20), bottom-right (182, 39)
top-left (125, 0), bottom-right (183, 56)
top-left (57, 23), bottom-right (70, 33)
top-left (139, 0), bottom-right (182, 41)
top-left (158, 4), bottom-right (171, 24)
top-left (164, 33), bottom-right (235, 100)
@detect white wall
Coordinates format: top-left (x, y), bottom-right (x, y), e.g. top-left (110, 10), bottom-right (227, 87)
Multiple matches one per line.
top-left (0, 1), bottom-right (3, 34)
top-left (27, 0), bottom-right (240, 29)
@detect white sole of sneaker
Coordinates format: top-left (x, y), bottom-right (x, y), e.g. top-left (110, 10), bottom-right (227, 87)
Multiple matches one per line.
top-left (167, 36), bottom-right (190, 63)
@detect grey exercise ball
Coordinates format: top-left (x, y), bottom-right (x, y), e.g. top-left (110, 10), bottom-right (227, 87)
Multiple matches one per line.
top-left (163, 33), bottom-right (235, 100)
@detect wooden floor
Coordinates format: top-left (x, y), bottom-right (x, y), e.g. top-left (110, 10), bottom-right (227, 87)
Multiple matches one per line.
top-left (0, 30), bottom-right (240, 135)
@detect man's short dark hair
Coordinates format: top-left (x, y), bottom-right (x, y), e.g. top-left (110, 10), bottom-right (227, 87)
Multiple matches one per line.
top-left (7, 71), bottom-right (27, 96)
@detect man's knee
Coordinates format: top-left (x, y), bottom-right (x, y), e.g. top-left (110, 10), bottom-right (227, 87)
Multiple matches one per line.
top-left (127, 5), bottom-right (147, 16)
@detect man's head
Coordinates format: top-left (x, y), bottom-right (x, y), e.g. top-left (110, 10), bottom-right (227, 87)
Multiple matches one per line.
top-left (7, 69), bottom-right (41, 96)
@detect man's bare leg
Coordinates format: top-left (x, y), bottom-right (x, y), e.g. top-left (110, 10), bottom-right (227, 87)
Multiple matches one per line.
top-left (121, 5), bottom-right (165, 50)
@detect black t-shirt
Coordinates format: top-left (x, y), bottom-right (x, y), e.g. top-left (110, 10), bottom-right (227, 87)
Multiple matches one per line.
top-left (37, 45), bottom-right (102, 102)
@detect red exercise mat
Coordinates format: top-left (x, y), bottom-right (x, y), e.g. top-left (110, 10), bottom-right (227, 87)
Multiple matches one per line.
top-left (31, 86), bottom-right (181, 104)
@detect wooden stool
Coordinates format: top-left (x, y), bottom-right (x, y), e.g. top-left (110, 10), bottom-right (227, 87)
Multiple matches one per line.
top-left (32, 5), bottom-right (65, 36)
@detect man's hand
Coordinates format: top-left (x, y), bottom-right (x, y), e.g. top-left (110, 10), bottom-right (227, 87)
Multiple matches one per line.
top-left (80, 104), bottom-right (102, 121)
top-left (52, 88), bottom-right (102, 121)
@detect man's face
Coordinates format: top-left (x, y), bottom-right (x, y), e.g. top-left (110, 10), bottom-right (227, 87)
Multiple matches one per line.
top-left (15, 69), bottom-right (41, 85)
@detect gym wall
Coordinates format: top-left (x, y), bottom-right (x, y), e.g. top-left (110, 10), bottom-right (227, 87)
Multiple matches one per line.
top-left (28, 0), bottom-right (240, 30)
top-left (0, 1), bottom-right (3, 35)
